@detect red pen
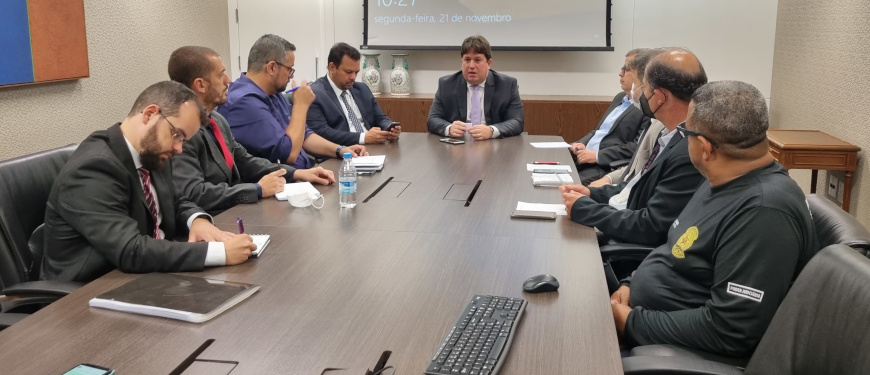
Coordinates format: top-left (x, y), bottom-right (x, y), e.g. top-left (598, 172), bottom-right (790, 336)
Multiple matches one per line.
top-left (532, 161), bottom-right (560, 165)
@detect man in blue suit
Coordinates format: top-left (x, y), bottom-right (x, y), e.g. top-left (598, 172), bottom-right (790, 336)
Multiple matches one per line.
top-left (307, 43), bottom-right (400, 145)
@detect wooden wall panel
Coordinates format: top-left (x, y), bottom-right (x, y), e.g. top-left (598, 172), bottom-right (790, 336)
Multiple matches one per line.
top-left (28, 0), bottom-right (89, 82)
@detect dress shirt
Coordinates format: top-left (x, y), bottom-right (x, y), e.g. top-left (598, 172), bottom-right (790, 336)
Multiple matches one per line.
top-left (123, 137), bottom-right (226, 266)
top-left (327, 75), bottom-right (368, 145)
top-left (444, 79), bottom-right (500, 138)
top-left (587, 95), bottom-right (632, 161)
top-left (608, 127), bottom-right (681, 209)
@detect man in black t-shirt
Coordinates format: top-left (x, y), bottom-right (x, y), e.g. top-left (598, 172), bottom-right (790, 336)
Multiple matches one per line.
top-left (610, 81), bottom-right (819, 358)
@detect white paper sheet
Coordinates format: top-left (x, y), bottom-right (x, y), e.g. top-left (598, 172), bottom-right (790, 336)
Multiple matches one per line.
top-left (530, 142), bottom-right (571, 148)
top-left (526, 164), bottom-right (572, 172)
top-left (516, 201), bottom-right (568, 216)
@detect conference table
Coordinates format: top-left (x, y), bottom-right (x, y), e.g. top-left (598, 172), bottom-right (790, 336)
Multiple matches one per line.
top-left (0, 133), bottom-right (622, 374)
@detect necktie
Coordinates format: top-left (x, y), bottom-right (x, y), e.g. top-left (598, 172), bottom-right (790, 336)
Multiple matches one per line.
top-left (642, 142), bottom-right (662, 173)
top-left (209, 118), bottom-right (234, 170)
top-left (470, 85), bottom-right (482, 125)
top-left (137, 168), bottom-right (161, 239)
top-left (340, 91), bottom-right (365, 133)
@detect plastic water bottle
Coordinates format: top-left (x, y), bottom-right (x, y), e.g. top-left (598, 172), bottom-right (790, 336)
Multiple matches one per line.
top-left (339, 152), bottom-right (357, 208)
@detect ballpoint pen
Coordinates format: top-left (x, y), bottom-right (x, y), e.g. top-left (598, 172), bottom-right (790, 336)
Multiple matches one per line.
top-left (236, 217), bottom-right (245, 234)
top-left (532, 161), bottom-right (559, 165)
top-left (285, 81), bottom-right (312, 93)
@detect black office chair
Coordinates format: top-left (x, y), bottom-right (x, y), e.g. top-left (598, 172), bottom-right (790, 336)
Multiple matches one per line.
top-left (0, 144), bottom-right (83, 328)
top-left (621, 243), bottom-right (870, 374)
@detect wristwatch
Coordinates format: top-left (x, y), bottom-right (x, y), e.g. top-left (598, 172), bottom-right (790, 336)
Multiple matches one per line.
top-left (335, 145), bottom-right (345, 158)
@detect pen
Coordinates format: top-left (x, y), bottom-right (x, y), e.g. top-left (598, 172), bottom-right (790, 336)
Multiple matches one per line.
top-left (285, 81), bottom-right (311, 93)
top-left (532, 161), bottom-right (559, 165)
top-left (236, 217), bottom-right (245, 234)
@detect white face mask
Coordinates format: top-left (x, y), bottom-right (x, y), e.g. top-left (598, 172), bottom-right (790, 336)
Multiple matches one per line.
top-left (288, 191), bottom-right (325, 209)
top-left (631, 82), bottom-right (642, 110)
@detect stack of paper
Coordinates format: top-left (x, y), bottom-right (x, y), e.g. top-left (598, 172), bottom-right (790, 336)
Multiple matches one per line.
top-left (351, 155), bottom-right (386, 172)
top-left (516, 201), bottom-right (568, 216)
top-left (532, 173), bottom-right (574, 187)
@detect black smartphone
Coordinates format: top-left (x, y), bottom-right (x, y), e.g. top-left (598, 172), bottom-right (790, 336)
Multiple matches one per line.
top-left (510, 210), bottom-right (557, 220)
top-left (440, 138), bottom-right (466, 145)
top-left (63, 363), bottom-right (114, 375)
top-left (382, 121), bottom-right (400, 131)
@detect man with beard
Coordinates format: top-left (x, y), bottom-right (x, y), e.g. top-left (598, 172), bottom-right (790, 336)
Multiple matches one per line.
top-left (168, 46), bottom-right (335, 216)
top-left (41, 81), bottom-right (256, 283)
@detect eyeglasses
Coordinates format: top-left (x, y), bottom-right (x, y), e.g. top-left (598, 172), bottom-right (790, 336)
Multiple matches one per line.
top-left (274, 61), bottom-right (295, 77)
top-left (621, 66), bottom-right (631, 74)
top-left (159, 111), bottom-right (187, 144)
top-left (677, 123), bottom-right (719, 148)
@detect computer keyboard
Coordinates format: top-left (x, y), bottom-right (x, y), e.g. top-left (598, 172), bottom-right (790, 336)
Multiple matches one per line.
top-left (424, 295), bottom-right (527, 375)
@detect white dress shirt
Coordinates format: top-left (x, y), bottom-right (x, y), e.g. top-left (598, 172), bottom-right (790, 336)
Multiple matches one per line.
top-left (327, 75), bottom-right (368, 145)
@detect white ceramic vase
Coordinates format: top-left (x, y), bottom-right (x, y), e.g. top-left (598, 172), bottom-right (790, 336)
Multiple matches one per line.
top-left (361, 53), bottom-right (381, 96)
top-left (390, 53), bottom-right (410, 96)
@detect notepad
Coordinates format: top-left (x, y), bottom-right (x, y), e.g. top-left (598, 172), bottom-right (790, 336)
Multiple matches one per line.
top-left (351, 155), bottom-right (386, 171)
top-left (532, 173), bottom-right (574, 187)
top-left (516, 201), bottom-right (568, 216)
top-left (251, 234), bottom-right (270, 258)
top-left (89, 273), bottom-right (260, 323)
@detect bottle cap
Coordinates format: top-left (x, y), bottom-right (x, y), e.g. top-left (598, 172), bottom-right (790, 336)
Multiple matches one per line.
top-left (343, 152), bottom-right (352, 158)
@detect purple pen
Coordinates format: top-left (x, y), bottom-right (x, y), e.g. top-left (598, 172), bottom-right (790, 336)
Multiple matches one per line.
top-left (236, 217), bottom-right (245, 234)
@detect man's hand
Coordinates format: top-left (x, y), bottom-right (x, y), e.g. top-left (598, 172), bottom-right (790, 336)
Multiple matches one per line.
top-left (188, 217), bottom-right (234, 242)
top-left (588, 175), bottom-right (612, 188)
top-left (571, 142), bottom-right (586, 153)
top-left (343, 145), bottom-right (368, 157)
top-left (292, 82), bottom-right (316, 107)
top-left (559, 184), bottom-right (591, 197)
top-left (294, 166), bottom-right (336, 185)
top-left (610, 285), bottom-right (631, 306)
top-left (223, 234), bottom-right (256, 265)
top-left (469, 125), bottom-right (494, 141)
top-left (364, 128), bottom-right (390, 144)
top-left (449, 121), bottom-right (468, 137)
top-left (258, 169), bottom-right (287, 198)
top-left (387, 125), bottom-right (401, 140)
top-left (575, 149), bottom-right (598, 165)
top-left (611, 300), bottom-right (632, 337)
top-left (561, 190), bottom-right (584, 220)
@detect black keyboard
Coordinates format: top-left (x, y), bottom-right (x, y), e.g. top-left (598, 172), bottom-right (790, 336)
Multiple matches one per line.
top-left (424, 295), bottom-right (527, 375)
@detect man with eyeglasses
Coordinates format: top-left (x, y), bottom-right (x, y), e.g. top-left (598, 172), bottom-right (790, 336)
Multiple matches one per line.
top-left (560, 49), bottom-right (706, 246)
top-left (610, 81), bottom-right (818, 358)
top-left (218, 34), bottom-right (366, 170)
top-left (168, 46), bottom-right (336, 216)
top-left (42, 81), bottom-right (257, 283)
top-left (427, 35), bottom-right (524, 140)
top-left (569, 49), bottom-right (650, 185)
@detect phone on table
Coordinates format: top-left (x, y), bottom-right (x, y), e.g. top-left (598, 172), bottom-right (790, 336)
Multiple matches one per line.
top-left (510, 210), bottom-right (557, 220)
top-left (63, 363), bottom-right (114, 375)
top-left (440, 138), bottom-right (466, 145)
top-left (382, 121), bottom-right (400, 131)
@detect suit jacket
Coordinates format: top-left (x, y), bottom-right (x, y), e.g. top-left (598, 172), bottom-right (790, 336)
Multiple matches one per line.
top-left (571, 131), bottom-right (704, 246)
top-left (41, 123), bottom-right (209, 283)
top-left (605, 119), bottom-right (666, 184)
top-left (307, 76), bottom-right (392, 145)
top-left (578, 92), bottom-right (650, 166)
top-left (173, 111), bottom-right (297, 216)
top-left (427, 70), bottom-right (524, 138)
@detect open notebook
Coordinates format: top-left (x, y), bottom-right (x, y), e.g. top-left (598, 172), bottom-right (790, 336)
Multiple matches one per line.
top-left (531, 173), bottom-right (574, 187)
top-left (89, 273), bottom-right (260, 323)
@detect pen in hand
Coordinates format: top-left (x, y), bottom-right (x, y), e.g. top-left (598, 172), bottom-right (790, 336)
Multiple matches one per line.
top-left (285, 81), bottom-right (311, 93)
top-left (236, 217), bottom-right (245, 234)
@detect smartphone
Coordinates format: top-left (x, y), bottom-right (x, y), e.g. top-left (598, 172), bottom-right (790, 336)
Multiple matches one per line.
top-left (440, 138), bottom-right (466, 145)
top-left (63, 364), bottom-right (114, 375)
top-left (381, 121), bottom-right (400, 131)
top-left (511, 210), bottom-right (557, 220)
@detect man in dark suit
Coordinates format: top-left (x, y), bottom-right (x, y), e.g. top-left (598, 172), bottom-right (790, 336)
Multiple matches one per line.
top-left (571, 49), bottom-right (651, 185)
top-left (42, 81), bottom-right (256, 283)
top-left (560, 49), bottom-right (707, 246)
top-left (427, 35), bottom-right (524, 140)
top-left (307, 43), bottom-right (400, 146)
top-left (167, 46), bottom-right (335, 216)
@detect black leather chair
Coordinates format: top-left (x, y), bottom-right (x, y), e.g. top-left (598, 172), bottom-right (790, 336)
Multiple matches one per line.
top-left (0, 144), bottom-right (83, 328)
top-left (622, 244), bottom-right (870, 374)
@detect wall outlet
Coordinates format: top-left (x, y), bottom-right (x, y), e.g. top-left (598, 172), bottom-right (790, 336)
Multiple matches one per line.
top-left (827, 173), bottom-right (839, 198)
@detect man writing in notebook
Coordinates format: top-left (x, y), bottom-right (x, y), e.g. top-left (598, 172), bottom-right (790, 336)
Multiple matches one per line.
top-left (168, 46), bottom-right (335, 215)
top-left (42, 81), bottom-right (256, 283)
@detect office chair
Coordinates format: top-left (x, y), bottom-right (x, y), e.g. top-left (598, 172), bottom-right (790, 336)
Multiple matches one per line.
top-left (621, 243), bottom-right (870, 374)
top-left (0, 144), bottom-right (83, 327)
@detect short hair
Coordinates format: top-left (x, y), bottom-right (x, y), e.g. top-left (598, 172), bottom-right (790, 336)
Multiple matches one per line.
top-left (327, 42), bottom-right (361, 67)
top-left (690, 81), bottom-right (769, 158)
top-left (626, 48), bottom-right (645, 58)
top-left (247, 34), bottom-right (296, 73)
top-left (127, 81), bottom-right (207, 125)
top-left (646, 48), bottom-right (708, 102)
top-left (460, 35), bottom-right (492, 60)
top-left (168, 46), bottom-right (219, 88)
top-left (627, 48), bottom-right (665, 80)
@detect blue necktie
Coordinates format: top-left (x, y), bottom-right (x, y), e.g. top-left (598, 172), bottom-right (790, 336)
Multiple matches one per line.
top-left (470, 85), bottom-right (482, 125)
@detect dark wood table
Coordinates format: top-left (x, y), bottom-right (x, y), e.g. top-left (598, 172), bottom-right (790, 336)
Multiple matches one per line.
top-left (767, 130), bottom-right (861, 211)
top-left (0, 133), bottom-right (622, 374)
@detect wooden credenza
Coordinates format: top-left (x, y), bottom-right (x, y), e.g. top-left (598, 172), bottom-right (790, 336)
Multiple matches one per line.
top-left (375, 94), bottom-right (613, 142)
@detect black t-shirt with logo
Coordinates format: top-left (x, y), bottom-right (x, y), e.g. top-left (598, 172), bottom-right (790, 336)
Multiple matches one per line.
top-left (624, 161), bottom-right (819, 357)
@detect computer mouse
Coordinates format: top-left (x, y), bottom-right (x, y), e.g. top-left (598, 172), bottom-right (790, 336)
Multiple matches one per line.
top-left (522, 274), bottom-right (560, 293)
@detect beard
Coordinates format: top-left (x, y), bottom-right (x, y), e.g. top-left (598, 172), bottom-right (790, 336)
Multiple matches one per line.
top-left (139, 126), bottom-right (167, 171)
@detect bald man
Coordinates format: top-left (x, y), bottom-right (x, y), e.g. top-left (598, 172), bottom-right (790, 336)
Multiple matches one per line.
top-left (560, 49), bottom-right (707, 246)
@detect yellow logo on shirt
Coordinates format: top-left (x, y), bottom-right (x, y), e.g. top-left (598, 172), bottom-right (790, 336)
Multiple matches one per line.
top-left (672, 226), bottom-right (699, 259)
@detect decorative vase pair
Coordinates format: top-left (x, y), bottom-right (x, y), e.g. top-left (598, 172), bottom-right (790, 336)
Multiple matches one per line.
top-left (361, 53), bottom-right (410, 96)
